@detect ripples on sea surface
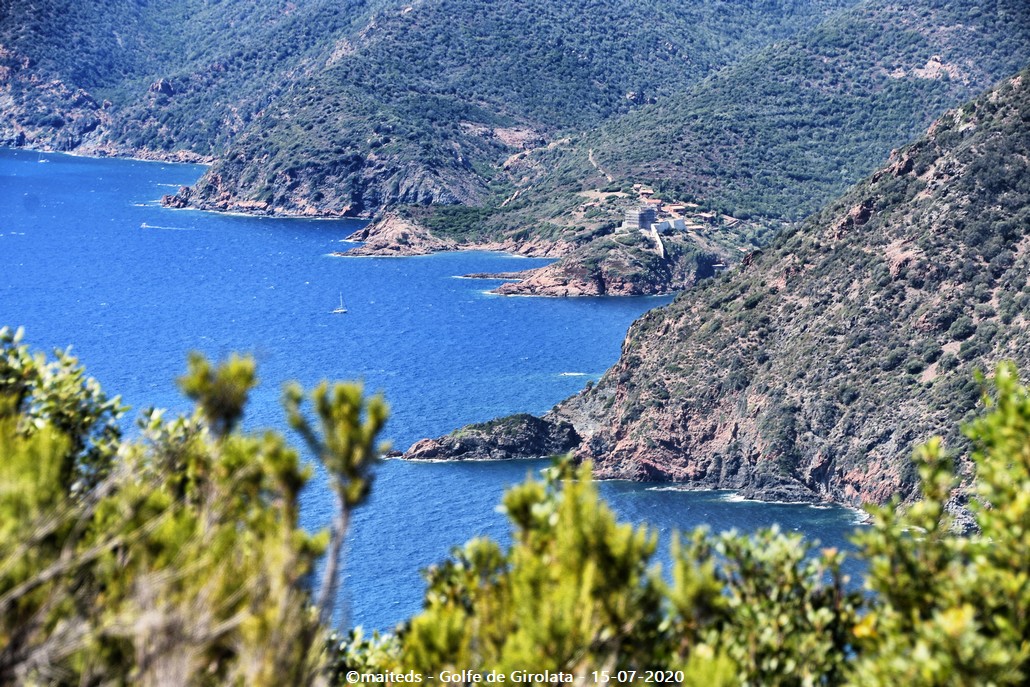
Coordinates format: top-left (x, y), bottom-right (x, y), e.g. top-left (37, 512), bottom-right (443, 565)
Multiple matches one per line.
top-left (0, 148), bottom-right (864, 629)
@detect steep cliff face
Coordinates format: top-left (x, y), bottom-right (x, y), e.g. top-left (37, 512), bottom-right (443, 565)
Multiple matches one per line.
top-left (405, 70), bottom-right (1030, 506)
top-left (164, 152), bottom-right (488, 218)
top-left (0, 46), bottom-right (108, 152)
top-left (561, 71), bottom-right (1030, 505)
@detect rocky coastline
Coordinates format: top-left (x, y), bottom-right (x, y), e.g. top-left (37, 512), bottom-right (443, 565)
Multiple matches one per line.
top-left (401, 404), bottom-right (828, 504)
top-left (403, 73), bottom-right (1030, 512)
top-left (330, 212), bottom-right (724, 297)
top-left (405, 413), bottom-right (581, 462)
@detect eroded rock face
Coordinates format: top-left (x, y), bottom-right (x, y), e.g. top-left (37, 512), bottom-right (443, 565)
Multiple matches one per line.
top-left (405, 414), bottom-right (581, 462)
top-left (148, 78), bottom-right (175, 96)
top-left (402, 72), bottom-right (1030, 508)
top-left (0, 46), bottom-right (107, 152)
top-left (340, 213), bottom-right (458, 256)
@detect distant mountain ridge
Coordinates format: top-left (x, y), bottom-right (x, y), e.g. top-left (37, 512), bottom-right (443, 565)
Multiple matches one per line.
top-left (2, 0), bottom-right (1029, 298)
top-left (407, 68), bottom-right (1030, 506)
top-left (336, 0), bottom-right (1030, 295)
top-left (0, 0), bottom-right (855, 211)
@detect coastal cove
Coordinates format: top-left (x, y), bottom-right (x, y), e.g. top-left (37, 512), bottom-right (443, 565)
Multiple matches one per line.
top-left (0, 149), bottom-right (862, 629)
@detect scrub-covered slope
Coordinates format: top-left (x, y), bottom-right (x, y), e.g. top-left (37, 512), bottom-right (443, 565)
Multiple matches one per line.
top-left (172, 0), bottom-right (857, 216)
top-left (0, 1), bottom-right (386, 158)
top-left (352, 0), bottom-right (1030, 294)
top-left (409, 69), bottom-right (1030, 506)
top-left (0, 0), bottom-right (855, 212)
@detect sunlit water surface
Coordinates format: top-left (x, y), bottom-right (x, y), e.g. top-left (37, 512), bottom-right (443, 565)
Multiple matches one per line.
top-left (0, 149), bottom-right (864, 629)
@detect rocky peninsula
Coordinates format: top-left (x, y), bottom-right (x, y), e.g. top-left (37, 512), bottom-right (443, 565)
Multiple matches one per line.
top-left (406, 72), bottom-right (1030, 508)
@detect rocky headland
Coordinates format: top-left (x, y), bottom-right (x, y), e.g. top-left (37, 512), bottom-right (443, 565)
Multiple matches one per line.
top-left (403, 71), bottom-right (1030, 507)
top-left (335, 212), bottom-right (577, 259)
top-left (489, 235), bottom-right (721, 297)
top-left (331, 212), bottom-right (722, 296)
top-left (405, 414), bottom-right (581, 462)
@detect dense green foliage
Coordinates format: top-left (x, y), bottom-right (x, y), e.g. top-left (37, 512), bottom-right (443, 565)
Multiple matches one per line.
top-left (533, 0), bottom-right (1030, 223)
top-left (3, 327), bottom-right (1030, 684)
top-left (186, 0), bottom-right (864, 215)
top-left (0, 327), bottom-right (386, 685)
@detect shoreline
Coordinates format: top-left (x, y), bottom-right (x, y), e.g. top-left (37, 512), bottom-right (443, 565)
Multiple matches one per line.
top-left (397, 448), bottom-right (875, 518)
top-left (6, 144), bottom-right (214, 167)
top-left (163, 203), bottom-right (369, 222)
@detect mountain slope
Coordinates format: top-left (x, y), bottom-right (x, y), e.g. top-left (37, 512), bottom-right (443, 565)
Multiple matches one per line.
top-left (408, 68), bottom-right (1030, 506)
top-left (349, 0), bottom-right (1030, 295)
top-left (0, 0), bottom-right (386, 156)
top-left (0, 0), bottom-right (856, 211)
top-left (583, 0), bottom-right (1030, 220)
top-left (174, 0), bottom-right (858, 215)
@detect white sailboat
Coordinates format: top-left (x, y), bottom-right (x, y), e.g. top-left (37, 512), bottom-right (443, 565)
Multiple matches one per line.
top-left (331, 292), bottom-right (348, 314)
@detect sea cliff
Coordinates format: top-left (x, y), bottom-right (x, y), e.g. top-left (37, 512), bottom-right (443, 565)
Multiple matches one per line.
top-left (405, 71), bottom-right (1030, 507)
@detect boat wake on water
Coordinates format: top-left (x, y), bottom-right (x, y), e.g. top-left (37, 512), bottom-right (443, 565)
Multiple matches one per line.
top-left (140, 222), bottom-right (198, 231)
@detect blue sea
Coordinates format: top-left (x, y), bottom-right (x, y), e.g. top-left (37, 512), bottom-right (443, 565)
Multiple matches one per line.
top-left (0, 149), bottom-right (864, 629)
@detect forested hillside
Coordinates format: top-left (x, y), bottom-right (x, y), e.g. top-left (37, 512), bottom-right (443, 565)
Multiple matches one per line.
top-left (408, 68), bottom-right (1030, 508)
top-left (583, 0), bottom-right (1030, 220)
top-left (350, 0), bottom-right (1030, 294)
top-left (174, 0), bottom-right (859, 215)
top-left (5, 0), bottom-right (1028, 295)
top-left (0, 0), bottom-right (854, 207)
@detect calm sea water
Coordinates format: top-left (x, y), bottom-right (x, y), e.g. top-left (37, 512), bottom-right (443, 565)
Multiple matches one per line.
top-left (0, 149), bottom-right (864, 629)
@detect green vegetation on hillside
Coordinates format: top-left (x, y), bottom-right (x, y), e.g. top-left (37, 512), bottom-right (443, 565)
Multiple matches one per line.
top-left (583, 0), bottom-right (1030, 220)
top-left (0, 0), bottom-right (390, 154)
top-left (380, 0), bottom-right (1030, 292)
top-left (556, 66), bottom-right (1030, 504)
top-left (501, 0), bottom-right (1030, 231)
top-left (2, 0), bottom-right (858, 208)
top-left (6, 0), bottom-right (1028, 296)
top-left (184, 0), bottom-right (861, 214)
top-left (3, 326), bottom-right (1030, 684)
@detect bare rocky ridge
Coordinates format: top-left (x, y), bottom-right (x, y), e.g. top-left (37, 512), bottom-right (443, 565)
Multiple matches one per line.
top-left (404, 71), bottom-right (1030, 507)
